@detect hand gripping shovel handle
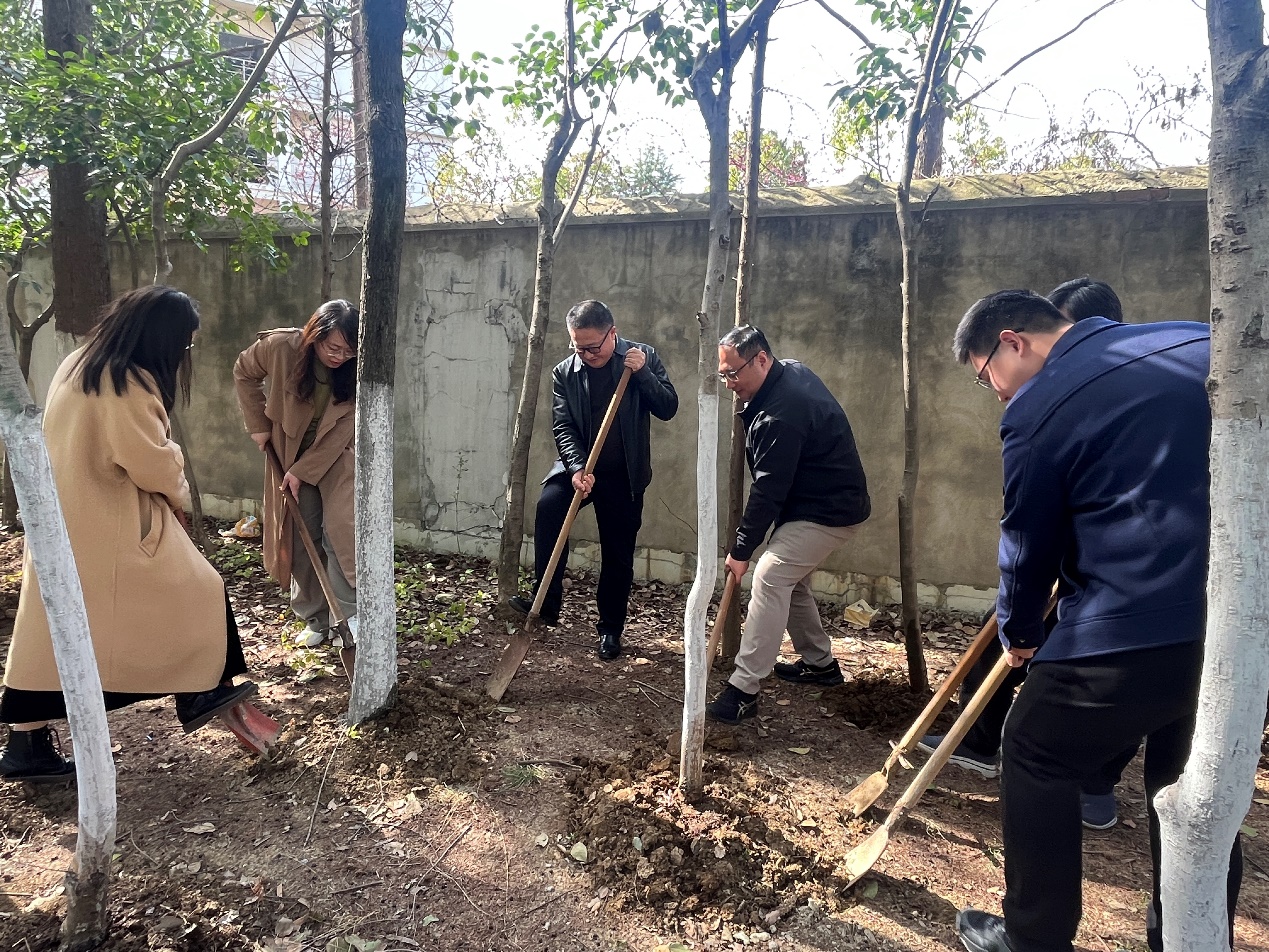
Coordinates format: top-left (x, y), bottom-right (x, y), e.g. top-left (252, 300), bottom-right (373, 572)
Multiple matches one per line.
top-left (485, 366), bottom-right (633, 701)
top-left (841, 651), bottom-right (1013, 888)
top-left (705, 572), bottom-right (738, 669)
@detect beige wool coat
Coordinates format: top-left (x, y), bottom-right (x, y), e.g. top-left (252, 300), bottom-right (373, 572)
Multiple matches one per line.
top-left (233, 329), bottom-right (356, 589)
top-left (4, 351), bottom-right (228, 694)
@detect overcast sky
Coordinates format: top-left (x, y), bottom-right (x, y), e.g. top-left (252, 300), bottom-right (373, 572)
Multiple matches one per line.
top-left (449, 0), bottom-right (1212, 191)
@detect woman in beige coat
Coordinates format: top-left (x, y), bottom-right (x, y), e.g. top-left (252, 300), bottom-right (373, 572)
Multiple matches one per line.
top-left (234, 300), bottom-right (357, 646)
top-left (0, 286), bottom-right (256, 783)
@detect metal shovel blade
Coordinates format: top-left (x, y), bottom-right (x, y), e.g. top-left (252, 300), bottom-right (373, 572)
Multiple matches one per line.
top-left (843, 770), bottom-right (889, 818)
top-left (842, 824), bottom-right (890, 889)
top-left (220, 701), bottom-right (281, 755)
top-left (486, 627), bottom-right (534, 701)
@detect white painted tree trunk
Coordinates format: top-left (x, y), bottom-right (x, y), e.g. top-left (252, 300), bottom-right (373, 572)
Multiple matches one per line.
top-left (349, 381), bottom-right (398, 722)
top-left (1157, 2), bottom-right (1269, 947)
top-left (0, 331), bottom-right (116, 948)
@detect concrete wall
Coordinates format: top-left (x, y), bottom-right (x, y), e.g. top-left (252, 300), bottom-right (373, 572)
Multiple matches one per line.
top-left (11, 170), bottom-right (1210, 611)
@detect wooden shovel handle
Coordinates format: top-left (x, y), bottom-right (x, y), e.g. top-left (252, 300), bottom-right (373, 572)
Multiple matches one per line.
top-left (528, 366), bottom-right (633, 619)
top-left (889, 652), bottom-right (1013, 820)
top-left (264, 441), bottom-right (348, 630)
top-left (706, 571), bottom-right (738, 668)
top-left (885, 613), bottom-right (999, 768)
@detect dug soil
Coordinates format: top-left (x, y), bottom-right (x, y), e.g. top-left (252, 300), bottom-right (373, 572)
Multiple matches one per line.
top-left (3, 525), bottom-right (1268, 951)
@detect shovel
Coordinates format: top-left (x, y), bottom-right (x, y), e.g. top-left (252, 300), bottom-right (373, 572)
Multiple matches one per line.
top-left (841, 651), bottom-right (1013, 888)
top-left (705, 571), bottom-right (739, 669)
top-left (486, 365), bottom-right (634, 701)
top-left (842, 611), bottom-right (999, 817)
top-left (265, 442), bottom-right (357, 680)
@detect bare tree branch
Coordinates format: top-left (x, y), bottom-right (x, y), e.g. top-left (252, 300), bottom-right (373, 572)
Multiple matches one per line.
top-left (960, 0), bottom-right (1124, 109)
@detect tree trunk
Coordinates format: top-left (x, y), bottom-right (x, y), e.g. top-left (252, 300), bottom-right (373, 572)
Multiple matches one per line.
top-left (0, 308), bottom-right (116, 951)
top-left (3, 272), bottom-right (53, 529)
top-left (348, 0), bottom-right (407, 724)
top-left (1157, 1), bottom-right (1269, 947)
top-left (723, 20), bottom-right (769, 661)
top-left (43, 0), bottom-right (111, 337)
top-left (894, 0), bottom-right (957, 694)
top-left (351, 2), bottom-right (371, 210)
top-left (915, 94), bottom-right (947, 178)
top-left (320, 11), bottom-right (336, 303)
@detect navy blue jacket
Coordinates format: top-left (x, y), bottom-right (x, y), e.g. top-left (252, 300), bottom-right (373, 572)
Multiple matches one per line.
top-left (733, 360), bottom-right (871, 561)
top-left (545, 337), bottom-right (678, 494)
top-left (995, 318), bottom-right (1211, 662)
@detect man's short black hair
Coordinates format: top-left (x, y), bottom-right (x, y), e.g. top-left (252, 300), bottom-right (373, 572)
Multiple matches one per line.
top-left (565, 299), bottom-right (615, 332)
top-left (719, 324), bottom-right (773, 360)
top-left (952, 289), bottom-right (1072, 364)
top-left (1047, 276), bottom-right (1123, 323)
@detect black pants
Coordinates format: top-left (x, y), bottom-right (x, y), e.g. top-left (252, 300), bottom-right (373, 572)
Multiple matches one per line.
top-left (962, 636), bottom-right (1137, 795)
top-left (1000, 641), bottom-right (1242, 952)
top-left (532, 469), bottom-right (643, 635)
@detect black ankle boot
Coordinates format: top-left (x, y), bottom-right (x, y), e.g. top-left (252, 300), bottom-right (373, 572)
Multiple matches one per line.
top-left (0, 726), bottom-right (76, 783)
top-left (176, 681), bottom-right (258, 734)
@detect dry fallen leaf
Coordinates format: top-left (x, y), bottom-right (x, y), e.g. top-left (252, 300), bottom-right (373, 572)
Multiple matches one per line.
top-left (182, 823), bottom-right (215, 835)
top-left (788, 747), bottom-right (811, 755)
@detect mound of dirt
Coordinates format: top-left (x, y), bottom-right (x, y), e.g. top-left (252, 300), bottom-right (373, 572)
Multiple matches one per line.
top-left (826, 672), bottom-right (938, 733)
top-left (564, 745), bottom-right (868, 925)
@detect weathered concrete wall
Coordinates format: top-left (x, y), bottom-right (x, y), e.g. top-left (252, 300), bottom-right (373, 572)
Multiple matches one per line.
top-left (11, 168), bottom-right (1210, 611)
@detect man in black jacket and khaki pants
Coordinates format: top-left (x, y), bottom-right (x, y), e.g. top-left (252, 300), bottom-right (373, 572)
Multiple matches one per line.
top-left (708, 325), bottom-right (871, 724)
top-left (509, 300), bottom-right (678, 661)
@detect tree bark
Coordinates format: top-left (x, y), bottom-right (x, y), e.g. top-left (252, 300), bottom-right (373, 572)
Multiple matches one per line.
top-left (348, 0), bottom-right (407, 724)
top-left (723, 19), bottom-right (769, 661)
top-left (894, 0), bottom-right (957, 694)
top-left (3, 273), bottom-right (53, 529)
top-left (351, 2), bottom-right (371, 210)
top-left (495, 2), bottom-right (582, 606)
top-left (0, 308), bottom-right (116, 951)
top-left (321, 10), bottom-right (336, 303)
top-left (680, 0), bottom-right (783, 795)
top-left (1157, 1), bottom-right (1269, 947)
top-left (43, 0), bottom-right (111, 337)
top-left (915, 93), bottom-right (947, 178)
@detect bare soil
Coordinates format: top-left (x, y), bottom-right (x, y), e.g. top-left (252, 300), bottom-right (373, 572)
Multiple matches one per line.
top-left (2, 524), bottom-right (1268, 952)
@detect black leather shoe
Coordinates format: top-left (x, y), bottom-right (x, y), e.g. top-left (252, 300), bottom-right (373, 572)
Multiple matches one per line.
top-left (956, 909), bottom-right (1013, 952)
top-left (176, 681), bottom-right (258, 734)
top-left (507, 596), bottom-right (559, 627)
top-left (0, 726), bottom-right (75, 783)
top-left (598, 631), bottom-right (622, 661)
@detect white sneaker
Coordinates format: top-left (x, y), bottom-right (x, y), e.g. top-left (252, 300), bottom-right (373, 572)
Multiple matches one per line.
top-left (297, 626), bottom-right (327, 648)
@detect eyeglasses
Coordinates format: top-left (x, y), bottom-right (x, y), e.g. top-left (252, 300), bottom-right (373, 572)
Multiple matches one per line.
top-left (718, 354), bottom-right (756, 382)
top-left (571, 327), bottom-right (613, 356)
top-left (320, 336), bottom-right (356, 360)
top-left (973, 339), bottom-right (1003, 390)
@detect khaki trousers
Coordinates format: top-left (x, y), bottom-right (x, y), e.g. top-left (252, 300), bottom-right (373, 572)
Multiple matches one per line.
top-left (729, 520), bottom-right (857, 695)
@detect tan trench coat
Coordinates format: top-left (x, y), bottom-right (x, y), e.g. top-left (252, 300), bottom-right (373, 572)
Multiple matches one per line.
top-left (4, 351), bottom-right (228, 694)
top-left (233, 329), bottom-right (356, 589)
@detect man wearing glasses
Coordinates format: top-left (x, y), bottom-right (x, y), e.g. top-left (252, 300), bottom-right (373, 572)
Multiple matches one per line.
top-left (706, 325), bottom-right (870, 725)
top-left (950, 289), bottom-right (1241, 952)
top-left (508, 300), bottom-right (678, 661)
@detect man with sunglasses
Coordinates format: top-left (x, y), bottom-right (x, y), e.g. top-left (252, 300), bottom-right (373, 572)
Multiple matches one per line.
top-left (950, 289), bottom-right (1241, 952)
top-left (706, 325), bottom-right (870, 724)
top-left (508, 300), bottom-right (677, 661)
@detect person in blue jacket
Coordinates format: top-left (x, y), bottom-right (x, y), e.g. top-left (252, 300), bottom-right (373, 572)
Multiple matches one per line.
top-left (950, 289), bottom-right (1242, 952)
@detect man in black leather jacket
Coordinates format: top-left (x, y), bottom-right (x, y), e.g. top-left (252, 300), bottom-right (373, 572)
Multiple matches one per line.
top-left (707, 324), bottom-right (870, 724)
top-left (508, 300), bottom-right (678, 660)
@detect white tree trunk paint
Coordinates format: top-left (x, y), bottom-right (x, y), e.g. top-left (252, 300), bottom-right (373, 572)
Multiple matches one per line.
top-left (0, 335), bottom-right (115, 947)
top-left (348, 381), bottom-right (397, 723)
top-left (1158, 416), bottom-right (1268, 950)
top-left (680, 389), bottom-right (719, 787)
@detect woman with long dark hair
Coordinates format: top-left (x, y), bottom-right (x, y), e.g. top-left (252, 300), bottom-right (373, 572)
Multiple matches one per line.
top-left (0, 286), bottom-right (257, 782)
top-left (234, 300), bottom-right (358, 646)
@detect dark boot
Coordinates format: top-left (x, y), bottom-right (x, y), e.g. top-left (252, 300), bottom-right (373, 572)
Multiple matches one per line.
top-left (597, 629), bottom-right (622, 661)
top-left (176, 681), bottom-right (258, 734)
top-left (0, 726), bottom-right (76, 783)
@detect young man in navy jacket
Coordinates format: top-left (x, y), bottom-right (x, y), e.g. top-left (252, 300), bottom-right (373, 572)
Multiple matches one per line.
top-left (951, 290), bottom-right (1241, 952)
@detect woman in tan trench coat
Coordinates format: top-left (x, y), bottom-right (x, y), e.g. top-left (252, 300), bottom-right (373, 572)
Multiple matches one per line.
top-left (0, 287), bottom-right (257, 783)
top-left (234, 300), bottom-right (357, 647)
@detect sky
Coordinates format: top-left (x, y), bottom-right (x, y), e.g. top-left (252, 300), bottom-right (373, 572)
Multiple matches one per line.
top-left (448, 0), bottom-right (1212, 192)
